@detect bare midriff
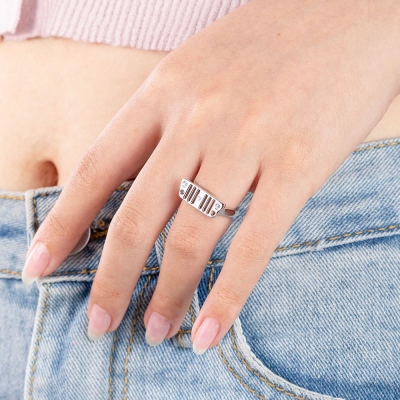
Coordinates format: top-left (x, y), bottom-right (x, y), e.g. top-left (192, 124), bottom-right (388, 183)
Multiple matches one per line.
top-left (0, 37), bottom-right (399, 191)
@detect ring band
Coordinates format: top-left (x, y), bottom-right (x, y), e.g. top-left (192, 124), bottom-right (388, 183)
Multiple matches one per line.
top-left (179, 178), bottom-right (238, 218)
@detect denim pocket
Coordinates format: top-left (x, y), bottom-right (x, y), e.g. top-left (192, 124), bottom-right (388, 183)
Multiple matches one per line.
top-left (196, 234), bottom-right (400, 400)
top-left (196, 262), bottom-right (343, 400)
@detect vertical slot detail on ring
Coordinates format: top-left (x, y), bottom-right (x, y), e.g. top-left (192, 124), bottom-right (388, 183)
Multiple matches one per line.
top-left (206, 199), bottom-right (215, 214)
top-left (191, 188), bottom-right (200, 204)
top-left (199, 194), bottom-right (208, 210)
top-left (180, 179), bottom-right (235, 219)
top-left (202, 196), bottom-right (212, 212)
top-left (187, 186), bottom-right (197, 202)
top-left (183, 184), bottom-right (193, 199)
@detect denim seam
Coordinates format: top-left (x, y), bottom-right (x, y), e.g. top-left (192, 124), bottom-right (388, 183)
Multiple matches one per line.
top-left (82, 222), bottom-right (400, 258)
top-left (176, 328), bottom-right (192, 346)
top-left (91, 231), bottom-right (107, 240)
top-left (123, 275), bottom-right (152, 400)
top-left (29, 185), bottom-right (132, 231)
top-left (22, 176), bottom-right (400, 284)
top-left (208, 266), bottom-right (215, 291)
top-left (208, 271), bottom-right (265, 399)
top-left (50, 266), bottom-right (160, 277)
top-left (0, 194), bottom-right (24, 200)
top-left (31, 192), bottom-right (55, 233)
top-left (0, 265), bottom-right (161, 280)
top-left (217, 343), bottom-right (265, 400)
top-left (0, 269), bottom-right (21, 277)
top-left (209, 271), bottom-right (307, 400)
top-left (0, 263), bottom-right (224, 279)
top-left (29, 282), bottom-right (51, 400)
top-left (189, 303), bottom-right (195, 324)
top-left (0, 217), bottom-right (399, 281)
top-left (275, 223), bottom-right (400, 253)
top-left (353, 140), bottom-right (400, 153)
top-left (229, 327), bottom-right (308, 400)
top-left (176, 329), bottom-right (191, 334)
top-left (175, 303), bottom-right (196, 347)
top-left (0, 216), bottom-right (398, 281)
top-left (176, 333), bottom-right (184, 347)
top-left (161, 227), bottom-right (166, 245)
top-left (0, 224), bottom-right (400, 280)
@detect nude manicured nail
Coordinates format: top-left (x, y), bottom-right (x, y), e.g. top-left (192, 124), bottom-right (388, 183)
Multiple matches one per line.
top-left (87, 304), bottom-right (112, 341)
top-left (145, 311), bottom-right (172, 347)
top-left (192, 317), bottom-right (220, 355)
top-left (21, 242), bottom-right (51, 285)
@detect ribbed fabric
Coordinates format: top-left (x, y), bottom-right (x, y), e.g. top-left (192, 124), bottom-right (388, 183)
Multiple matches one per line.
top-left (0, 0), bottom-right (249, 50)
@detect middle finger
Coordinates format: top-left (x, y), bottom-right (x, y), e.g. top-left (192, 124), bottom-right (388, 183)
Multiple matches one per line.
top-left (143, 151), bottom-right (260, 346)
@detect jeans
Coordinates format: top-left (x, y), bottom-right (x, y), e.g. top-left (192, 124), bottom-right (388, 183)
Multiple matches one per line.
top-left (0, 138), bottom-right (399, 400)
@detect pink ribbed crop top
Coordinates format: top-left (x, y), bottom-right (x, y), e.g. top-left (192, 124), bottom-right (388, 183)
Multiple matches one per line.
top-left (0, 0), bottom-right (249, 51)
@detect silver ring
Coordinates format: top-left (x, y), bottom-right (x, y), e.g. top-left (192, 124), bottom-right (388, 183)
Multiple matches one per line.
top-left (179, 178), bottom-right (238, 218)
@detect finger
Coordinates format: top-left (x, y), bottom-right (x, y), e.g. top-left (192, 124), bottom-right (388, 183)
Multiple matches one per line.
top-left (190, 169), bottom-right (312, 355)
top-left (143, 149), bottom-right (261, 346)
top-left (87, 133), bottom-right (202, 338)
top-left (21, 93), bottom-right (161, 284)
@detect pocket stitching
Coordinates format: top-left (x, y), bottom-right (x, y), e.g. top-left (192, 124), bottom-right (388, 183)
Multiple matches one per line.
top-left (229, 327), bottom-right (308, 400)
top-left (209, 270), bottom-right (309, 400)
top-left (217, 342), bottom-right (266, 400)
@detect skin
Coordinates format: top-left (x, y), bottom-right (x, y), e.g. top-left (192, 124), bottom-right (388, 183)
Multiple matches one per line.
top-left (0, 38), bottom-right (169, 191)
top-left (18, 0), bottom-right (400, 352)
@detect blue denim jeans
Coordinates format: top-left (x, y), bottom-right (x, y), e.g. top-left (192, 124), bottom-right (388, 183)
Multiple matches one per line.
top-left (1, 138), bottom-right (400, 400)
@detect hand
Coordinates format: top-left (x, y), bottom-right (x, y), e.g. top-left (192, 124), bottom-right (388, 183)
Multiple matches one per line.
top-left (22, 0), bottom-right (400, 354)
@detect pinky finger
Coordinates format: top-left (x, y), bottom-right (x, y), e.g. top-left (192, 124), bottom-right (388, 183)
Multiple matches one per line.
top-left (190, 171), bottom-right (311, 354)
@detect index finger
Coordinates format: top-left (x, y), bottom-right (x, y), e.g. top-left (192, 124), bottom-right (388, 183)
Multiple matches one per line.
top-left (21, 96), bottom-right (160, 284)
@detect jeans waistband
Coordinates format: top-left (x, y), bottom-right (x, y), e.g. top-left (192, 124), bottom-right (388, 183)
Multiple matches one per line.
top-left (1, 138), bottom-right (400, 281)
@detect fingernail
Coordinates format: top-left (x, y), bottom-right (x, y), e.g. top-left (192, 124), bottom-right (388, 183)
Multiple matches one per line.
top-left (145, 311), bottom-right (171, 347)
top-left (22, 242), bottom-right (51, 285)
top-left (192, 317), bottom-right (220, 356)
top-left (87, 304), bottom-right (112, 341)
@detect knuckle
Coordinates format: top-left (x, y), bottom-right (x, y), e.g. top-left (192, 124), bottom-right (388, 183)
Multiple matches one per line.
top-left (109, 201), bottom-right (150, 248)
top-left (44, 210), bottom-right (71, 238)
top-left (279, 162), bottom-right (317, 199)
top-left (184, 93), bottom-right (220, 130)
top-left (268, 135), bottom-right (320, 198)
top-left (145, 58), bottom-right (182, 101)
top-left (232, 230), bottom-right (270, 263)
top-left (281, 138), bottom-right (314, 175)
top-left (153, 55), bottom-right (189, 85)
top-left (213, 284), bottom-right (242, 308)
top-left (72, 146), bottom-right (103, 190)
top-left (93, 277), bottom-right (124, 305)
top-left (153, 289), bottom-right (184, 311)
top-left (167, 224), bottom-right (205, 260)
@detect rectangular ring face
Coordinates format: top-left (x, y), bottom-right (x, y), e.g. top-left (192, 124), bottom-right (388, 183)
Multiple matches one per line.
top-left (179, 179), bottom-right (223, 218)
